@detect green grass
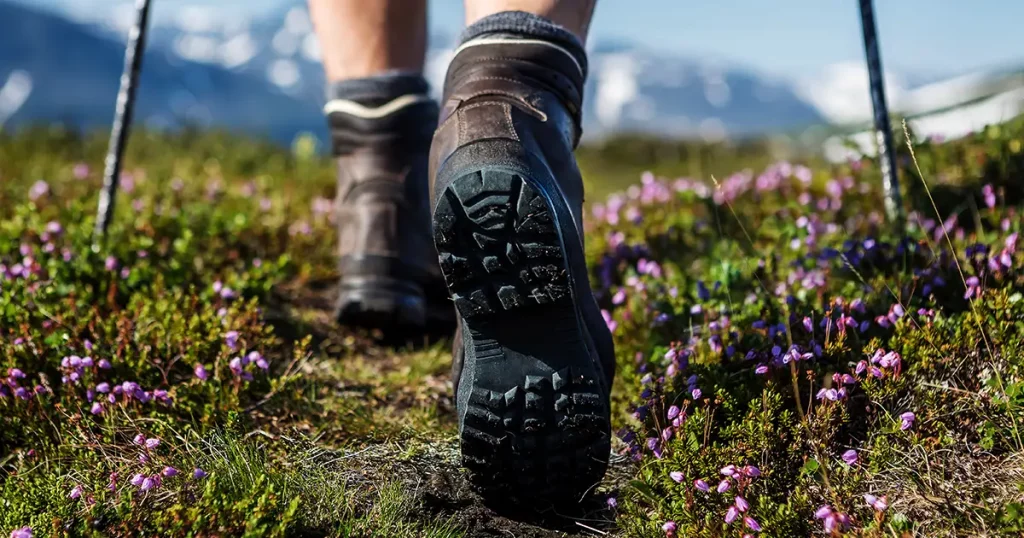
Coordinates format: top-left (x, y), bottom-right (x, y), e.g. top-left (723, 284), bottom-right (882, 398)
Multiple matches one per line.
top-left (2, 117), bottom-right (1024, 537)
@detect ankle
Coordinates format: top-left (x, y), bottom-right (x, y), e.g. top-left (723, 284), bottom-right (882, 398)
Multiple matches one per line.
top-left (459, 11), bottom-right (588, 79)
top-left (324, 73), bottom-right (437, 157)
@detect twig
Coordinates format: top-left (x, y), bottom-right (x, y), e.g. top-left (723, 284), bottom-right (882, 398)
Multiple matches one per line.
top-left (901, 119), bottom-right (1023, 451)
top-left (575, 522), bottom-right (608, 535)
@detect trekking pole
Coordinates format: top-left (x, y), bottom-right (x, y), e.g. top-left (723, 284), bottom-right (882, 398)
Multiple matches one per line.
top-left (857, 0), bottom-right (905, 230)
top-left (94, 0), bottom-right (153, 245)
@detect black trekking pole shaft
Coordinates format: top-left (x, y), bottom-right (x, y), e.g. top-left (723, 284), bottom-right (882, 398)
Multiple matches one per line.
top-left (858, 0), bottom-right (905, 229)
top-left (94, 0), bottom-right (152, 243)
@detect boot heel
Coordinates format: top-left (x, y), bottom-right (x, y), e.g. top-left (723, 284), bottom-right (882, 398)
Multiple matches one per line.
top-left (335, 276), bottom-right (426, 330)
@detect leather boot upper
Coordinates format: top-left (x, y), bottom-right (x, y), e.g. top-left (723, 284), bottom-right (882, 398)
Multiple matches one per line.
top-left (329, 98), bottom-right (440, 286)
top-left (429, 39), bottom-right (586, 224)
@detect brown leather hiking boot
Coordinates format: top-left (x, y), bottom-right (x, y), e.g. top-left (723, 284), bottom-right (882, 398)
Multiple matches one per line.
top-left (328, 95), bottom-right (453, 333)
top-left (429, 38), bottom-right (615, 505)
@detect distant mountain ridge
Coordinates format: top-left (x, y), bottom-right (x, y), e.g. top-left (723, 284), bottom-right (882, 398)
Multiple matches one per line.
top-left (0, 0), bottom-right (830, 142)
top-left (2, 0), bottom-right (1020, 146)
top-left (0, 0), bottom-right (326, 142)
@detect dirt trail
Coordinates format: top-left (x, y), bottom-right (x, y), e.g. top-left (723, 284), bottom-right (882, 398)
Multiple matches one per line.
top-left (267, 279), bottom-right (628, 537)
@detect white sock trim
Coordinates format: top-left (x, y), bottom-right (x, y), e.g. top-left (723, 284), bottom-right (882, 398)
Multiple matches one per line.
top-left (323, 93), bottom-right (433, 118)
top-left (453, 37), bottom-right (583, 77)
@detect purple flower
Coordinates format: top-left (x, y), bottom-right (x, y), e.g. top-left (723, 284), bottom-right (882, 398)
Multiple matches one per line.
top-left (104, 256), bottom-right (118, 272)
top-left (90, 402), bottom-right (103, 415)
top-left (130, 473), bottom-right (145, 487)
top-left (983, 184), bottom-right (996, 208)
top-left (743, 465), bottom-right (761, 478)
top-left (193, 468), bottom-right (208, 479)
top-left (10, 526), bottom-right (32, 538)
top-left (98, 359), bottom-right (111, 369)
top-left (140, 476), bottom-right (158, 491)
top-left (669, 471), bottom-right (685, 483)
top-left (73, 163), bottom-right (90, 179)
top-left (691, 388), bottom-right (702, 400)
top-left (229, 357), bottom-right (244, 376)
top-left (96, 382), bottom-right (110, 393)
top-left (697, 281), bottom-right (711, 301)
top-left (720, 464), bottom-right (737, 477)
top-left (743, 516), bottom-right (762, 532)
top-left (29, 180), bottom-right (49, 201)
top-left (69, 484), bottom-right (83, 499)
top-left (194, 363), bottom-right (209, 381)
top-left (725, 505), bottom-right (740, 524)
top-left (824, 512), bottom-right (851, 533)
top-left (145, 438), bottom-right (160, 449)
top-left (735, 496), bottom-right (750, 512)
top-left (694, 479), bottom-right (710, 492)
top-left (248, 351), bottom-right (268, 371)
top-left (802, 316), bottom-right (813, 333)
top-left (9, 368), bottom-right (25, 380)
top-left (162, 466), bottom-right (179, 477)
top-left (601, 309), bottom-right (618, 332)
top-left (814, 505), bottom-right (833, 519)
top-left (667, 405), bottom-right (680, 420)
top-left (754, 364), bottom-right (769, 375)
top-left (661, 521), bottom-right (677, 535)
top-left (865, 494), bottom-right (888, 511)
top-left (717, 479), bottom-right (731, 493)
top-left (224, 331), bottom-right (240, 350)
top-left (900, 411), bottom-right (916, 430)
top-left (842, 449), bottom-right (858, 465)
top-left (606, 496), bottom-right (617, 509)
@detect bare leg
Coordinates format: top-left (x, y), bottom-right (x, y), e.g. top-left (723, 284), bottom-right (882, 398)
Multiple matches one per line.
top-left (308, 0), bottom-right (428, 81)
top-left (464, 0), bottom-right (597, 43)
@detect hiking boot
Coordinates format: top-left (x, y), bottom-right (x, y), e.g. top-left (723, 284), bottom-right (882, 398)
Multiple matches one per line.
top-left (430, 36), bottom-right (615, 504)
top-left (328, 93), bottom-right (454, 333)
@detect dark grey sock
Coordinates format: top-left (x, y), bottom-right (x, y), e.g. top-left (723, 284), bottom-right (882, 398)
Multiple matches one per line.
top-left (459, 11), bottom-right (588, 78)
top-left (326, 72), bottom-right (431, 107)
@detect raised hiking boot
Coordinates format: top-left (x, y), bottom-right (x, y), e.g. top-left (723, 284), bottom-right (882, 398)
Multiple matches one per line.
top-left (328, 92), bottom-right (454, 333)
top-left (430, 36), bottom-right (616, 504)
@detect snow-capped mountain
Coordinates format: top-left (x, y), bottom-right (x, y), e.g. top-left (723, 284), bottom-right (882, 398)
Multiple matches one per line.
top-left (3, 0), bottom-right (1019, 146)
top-left (1, 0), bottom-right (830, 142)
top-left (0, 0), bottom-right (323, 141)
top-left (146, 3), bottom-right (829, 138)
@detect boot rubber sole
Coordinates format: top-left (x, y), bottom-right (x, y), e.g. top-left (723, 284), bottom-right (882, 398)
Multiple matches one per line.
top-left (432, 167), bottom-right (611, 504)
top-left (336, 278), bottom-right (426, 332)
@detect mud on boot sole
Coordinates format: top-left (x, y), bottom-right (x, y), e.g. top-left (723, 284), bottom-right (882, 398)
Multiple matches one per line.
top-left (432, 168), bottom-right (611, 504)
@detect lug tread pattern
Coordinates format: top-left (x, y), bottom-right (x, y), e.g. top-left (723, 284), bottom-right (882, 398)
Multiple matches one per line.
top-left (433, 169), bottom-right (611, 504)
top-left (460, 369), bottom-right (610, 502)
top-left (433, 171), bottom-right (569, 318)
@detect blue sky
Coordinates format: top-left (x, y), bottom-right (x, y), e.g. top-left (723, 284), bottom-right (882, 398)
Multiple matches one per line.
top-left (574, 0), bottom-right (1024, 75)
top-left (27, 0), bottom-right (1024, 78)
